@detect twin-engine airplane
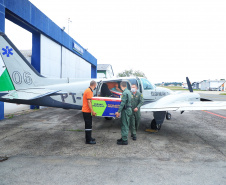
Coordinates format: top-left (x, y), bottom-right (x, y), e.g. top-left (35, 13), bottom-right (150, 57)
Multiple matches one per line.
top-left (1, 32), bottom-right (226, 130)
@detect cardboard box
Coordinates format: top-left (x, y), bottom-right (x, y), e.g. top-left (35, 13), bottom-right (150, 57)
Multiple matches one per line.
top-left (92, 97), bottom-right (121, 117)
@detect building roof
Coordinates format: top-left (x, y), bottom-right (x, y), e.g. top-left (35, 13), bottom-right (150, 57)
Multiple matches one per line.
top-left (20, 50), bottom-right (32, 57)
top-left (97, 64), bottom-right (111, 70)
top-left (201, 80), bottom-right (225, 82)
top-left (97, 64), bottom-right (114, 76)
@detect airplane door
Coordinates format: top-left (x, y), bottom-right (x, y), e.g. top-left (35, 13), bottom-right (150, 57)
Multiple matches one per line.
top-left (136, 77), bottom-right (142, 93)
top-left (139, 77), bottom-right (156, 101)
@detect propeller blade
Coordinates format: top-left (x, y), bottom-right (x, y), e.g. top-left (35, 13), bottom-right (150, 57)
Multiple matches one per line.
top-left (186, 77), bottom-right (193, 92)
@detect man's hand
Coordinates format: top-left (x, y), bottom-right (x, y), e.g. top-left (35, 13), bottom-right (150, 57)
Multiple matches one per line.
top-left (134, 107), bottom-right (138, 112)
top-left (92, 111), bottom-right (97, 116)
top-left (115, 112), bottom-right (120, 118)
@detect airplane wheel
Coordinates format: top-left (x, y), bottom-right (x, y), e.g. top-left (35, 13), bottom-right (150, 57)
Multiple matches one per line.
top-left (151, 119), bottom-right (157, 130)
top-left (105, 117), bottom-right (113, 120)
top-left (157, 124), bottom-right (161, 130)
top-left (151, 119), bottom-right (161, 130)
top-left (166, 112), bottom-right (171, 120)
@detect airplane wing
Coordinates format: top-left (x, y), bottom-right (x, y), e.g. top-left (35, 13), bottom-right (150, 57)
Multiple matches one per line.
top-left (1, 88), bottom-right (60, 100)
top-left (141, 93), bottom-right (226, 112)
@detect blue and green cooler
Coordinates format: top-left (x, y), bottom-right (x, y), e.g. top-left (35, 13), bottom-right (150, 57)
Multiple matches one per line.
top-left (91, 97), bottom-right (121, 117)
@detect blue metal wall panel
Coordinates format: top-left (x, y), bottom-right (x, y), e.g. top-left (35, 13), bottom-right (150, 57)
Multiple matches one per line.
top-left (0, 0), bottom-right (5, 32)
top-left (0, 102), bottom-right (3, 120)
top-left (30, 32), bottom-right (40, 110)
top-left (32, 32), bottom-right (40, 73)
top-left (0, 1), bottom-right (5, 120)
top-left (91, 65), bottom-right (97, 78)
top-left (5, 0), bottom-right (31, 22)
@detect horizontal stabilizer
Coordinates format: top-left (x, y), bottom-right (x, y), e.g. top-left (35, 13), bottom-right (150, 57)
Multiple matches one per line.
top-left (200, 98), bottom-right (212, 101)
top-left (2, 88), bottom-right (59, 100)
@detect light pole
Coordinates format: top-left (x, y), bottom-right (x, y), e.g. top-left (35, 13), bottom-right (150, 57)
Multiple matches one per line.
top-left (68, 18), bottom-right (72, 35)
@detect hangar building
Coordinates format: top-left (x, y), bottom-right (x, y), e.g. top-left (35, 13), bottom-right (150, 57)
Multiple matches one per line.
top-left (200, 80), bottom-right (224, 91)
top-left (97, 64), bottom-right (114, 79)
top-left (0, 0), bottom-right (97, 120)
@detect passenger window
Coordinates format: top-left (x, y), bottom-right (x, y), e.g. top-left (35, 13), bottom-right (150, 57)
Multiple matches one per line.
top-left (141, 78), bottom-right (154, 90)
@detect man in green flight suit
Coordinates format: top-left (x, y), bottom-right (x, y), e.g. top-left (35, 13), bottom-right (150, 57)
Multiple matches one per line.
top-left (115, 81), bottom-right (132, 145)
top-left (130, 84), bottom-right (144, 141)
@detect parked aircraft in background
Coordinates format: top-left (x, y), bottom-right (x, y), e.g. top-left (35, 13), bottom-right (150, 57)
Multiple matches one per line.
top-left (1, 32), bottom-right (226, 130)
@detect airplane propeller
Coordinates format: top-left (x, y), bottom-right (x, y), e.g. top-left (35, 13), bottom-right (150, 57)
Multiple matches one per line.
top-left (186, 77), bottom-right (193, 93)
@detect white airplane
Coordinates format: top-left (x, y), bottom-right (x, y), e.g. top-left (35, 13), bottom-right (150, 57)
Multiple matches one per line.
top-left (1, 32), bottom-right (226, 130)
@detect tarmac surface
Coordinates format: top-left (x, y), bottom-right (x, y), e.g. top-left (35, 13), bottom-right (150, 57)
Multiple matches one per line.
top-left (0, 93), bottom-right (226, 185)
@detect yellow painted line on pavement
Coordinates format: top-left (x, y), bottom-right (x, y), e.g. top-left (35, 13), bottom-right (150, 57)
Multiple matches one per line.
top-left (145, 129), bottom-right (158, 133)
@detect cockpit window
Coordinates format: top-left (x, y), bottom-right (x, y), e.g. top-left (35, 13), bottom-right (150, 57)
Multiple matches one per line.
top-left (141, 78), bottom-right (155, 90)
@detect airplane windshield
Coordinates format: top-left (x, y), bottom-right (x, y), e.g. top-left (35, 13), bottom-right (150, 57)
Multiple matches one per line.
top-left (141, 78), bottom-right (155, 90)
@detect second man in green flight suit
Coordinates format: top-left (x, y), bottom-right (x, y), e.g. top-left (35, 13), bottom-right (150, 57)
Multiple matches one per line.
top-left (130, 84), bottom-right (144, 141)
top-left (115, 81), bottom-right (132, 145)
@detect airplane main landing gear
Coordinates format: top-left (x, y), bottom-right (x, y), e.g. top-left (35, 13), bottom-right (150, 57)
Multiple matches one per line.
top-left (151, 119), bottom-right (161, 130)
top-left (166, 112), bottom-right (171, 120)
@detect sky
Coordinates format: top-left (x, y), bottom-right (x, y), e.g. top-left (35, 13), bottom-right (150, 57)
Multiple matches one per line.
top-left (5, 0), bottom-right (226, 83)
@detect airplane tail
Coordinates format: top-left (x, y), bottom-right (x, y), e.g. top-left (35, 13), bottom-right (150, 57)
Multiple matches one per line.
top-left (186, 77), bottom-right (211, 101)
top-left (0, 50), bottom-right (14, 92)
top-left (186, 77), bottom-right (193, 93)
top-left (0, 32), bottom-right (67, 92)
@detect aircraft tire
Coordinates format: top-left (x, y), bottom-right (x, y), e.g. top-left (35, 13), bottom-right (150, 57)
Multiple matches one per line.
top-left (151, 119), bottom-right (157, 130)
top-left (151, 119), bottom-right (162, 130)
top-left (166, 112), bottom-right (171, 120)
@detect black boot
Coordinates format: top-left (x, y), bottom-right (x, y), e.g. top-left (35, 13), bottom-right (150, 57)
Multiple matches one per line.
top-left (132, 135), bottom-right (137, 141)
top-left (91, 137), bottom-right (96, 141)
top-left (117, 139), bottom-right (128, 145)
top-left (86, 140), bottom-right (96, 144)
top-left (86, 131), bottom-right (96, 144)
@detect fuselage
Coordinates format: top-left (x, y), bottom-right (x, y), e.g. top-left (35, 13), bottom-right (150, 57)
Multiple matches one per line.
top-left (0, 77), bottom-right (200, 110)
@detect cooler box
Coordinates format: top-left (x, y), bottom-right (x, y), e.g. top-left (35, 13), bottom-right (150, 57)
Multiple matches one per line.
top-left (110, 90), bottom-right (122, 98)
top-left (92, 97), bottom-right (121, 117)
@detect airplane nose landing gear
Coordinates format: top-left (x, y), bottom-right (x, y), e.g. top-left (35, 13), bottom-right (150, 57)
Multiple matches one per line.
top-left (166, 112), bottom-right (171, 120)
top-left (150, 111), bottom-right (166, 131)
top-left (150, 119), bottom-right (162, 130)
